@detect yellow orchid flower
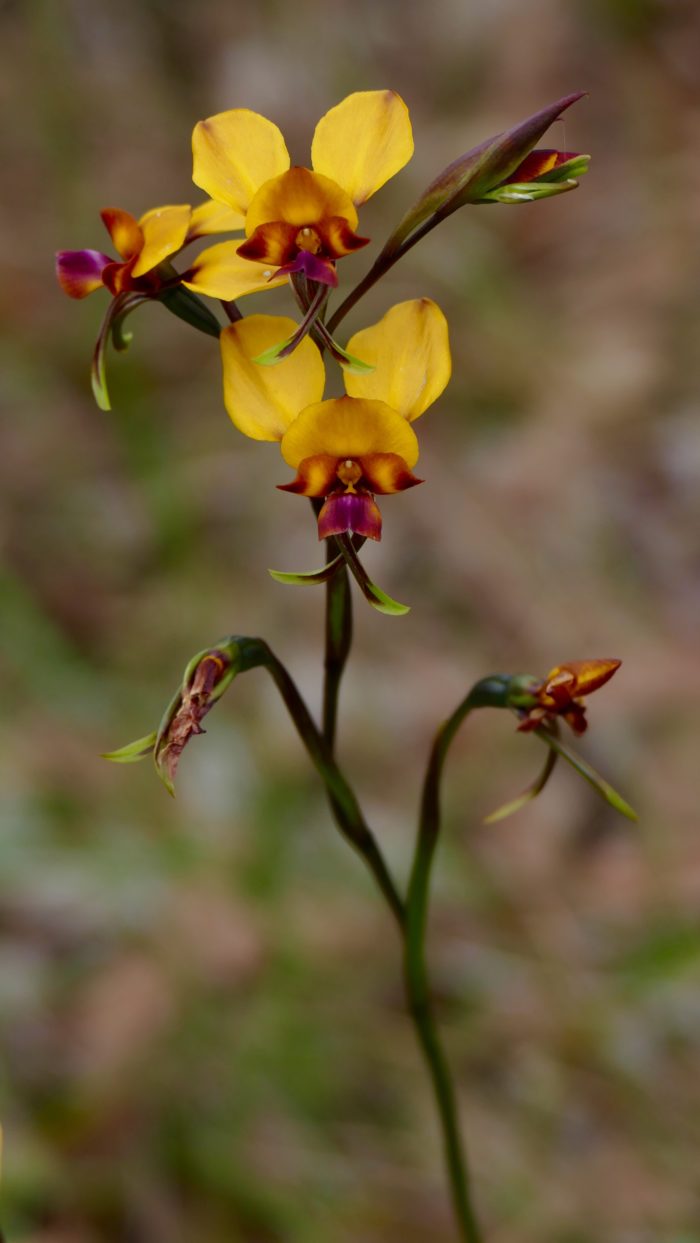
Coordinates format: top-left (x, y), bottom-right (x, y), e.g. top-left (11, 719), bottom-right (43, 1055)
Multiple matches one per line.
top-left (189, 91), bottom-right (413, 299)
top-left (56, 199), bottom-right (245, 299)
top-left (220, 299), bottom-right (450, 540)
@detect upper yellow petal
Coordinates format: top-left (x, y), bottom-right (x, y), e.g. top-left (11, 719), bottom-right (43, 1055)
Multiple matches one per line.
top-left (344, 299), bottom-right (451, 421)
top-left (183, 241), bottom-right (287, 300)
top-left (188, 199), bottom-right (246, 238)
top-left (133, 204), bottom-right (191, 276)
top-left (192, 109), bottom-right (290, 214)
top-left (311, 90), bottom-right (413, 205)
top-left (220, 316), bottom-right (325, 442)
top-left (280, 396), bottom-right (419, 470)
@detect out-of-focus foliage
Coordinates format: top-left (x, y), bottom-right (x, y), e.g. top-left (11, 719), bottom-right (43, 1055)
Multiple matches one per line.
top-left (2, 0), bottom-right (700, 1239)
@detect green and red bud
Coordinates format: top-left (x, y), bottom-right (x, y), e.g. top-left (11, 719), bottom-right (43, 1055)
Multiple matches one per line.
top-left (382, 92), bottom-right (588, 259)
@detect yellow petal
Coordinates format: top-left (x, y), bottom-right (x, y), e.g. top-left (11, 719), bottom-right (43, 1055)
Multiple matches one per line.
top-left (281, 396), bottom-right (419, 469)
top-left (192, 109), bottom-right (290, 214)
top-left (220, 316), bottom-right (325, 441)
top-left (344, 299), bottom-right (451, 421)
top-left (133, 204), bottom-right (191, 276)
top-left (245, 167), bottom-right (358, 236)
top-left (188, 199), bottom-right (246, 238)
top-left (311, 90), bottom-right (413, 205)
top-left (183, 242), bottom-right (287, 299)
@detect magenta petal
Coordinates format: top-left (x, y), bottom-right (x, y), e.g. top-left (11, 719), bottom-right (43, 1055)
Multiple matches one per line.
top-left (273, 250), bottom-right (338, 287)
top-left (56, 249), bottom-right (112, 299)
top-left (318, 493), bottom-right (382, 542)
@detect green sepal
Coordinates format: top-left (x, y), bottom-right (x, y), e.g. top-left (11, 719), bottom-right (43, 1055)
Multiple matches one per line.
top-left (536, 728), bottom-right (638, 822)
top-left (91, 291), bottom-right (149, 411)
top-left (482, 179), bottom-right (578, 203)
top-left (102, 731), bottom-right (157, 763)
top-left (335, 535), bottom-right (410, 616)
top-left (538, 153), bottom-right (591, 182)
top-left (334, 346), bottom-right (375, 375)
top-left (252, 338), bottom-right (292, 366)
top-left (269, 552), bottom-right (345, 586)
top-left (91, 338), bottom-right (111, 411)
top-left (157, 284), bottom-right (222, 339)
top-left (359, 578), bottom-right (410, 616)
top-left (484, 746), bottom-right (558, 823)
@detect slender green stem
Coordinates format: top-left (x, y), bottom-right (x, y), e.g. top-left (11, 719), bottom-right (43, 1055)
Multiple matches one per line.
top-left (322, 543), bottom-right (352, 751)
top-left (235, 637), bottom-right (405, 930)
top-left (405, 720), bottom-right (481, 1242)
top-left (404, 678), bottom-right (511, 1242)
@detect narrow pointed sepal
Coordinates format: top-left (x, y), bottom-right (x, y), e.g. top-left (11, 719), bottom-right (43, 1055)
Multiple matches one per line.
top-left (102, 731), bottom-right (158, 763)
top-left (90, 291), bottom-right (148, 411)
top-left (268, 552), bottom-right (345, 586)
top-left (536, 728), bottom-right (638, 822)
top-left (483, 747), bottom-right (558, 823)
top-left (335, 533), bottom-right (410, 615)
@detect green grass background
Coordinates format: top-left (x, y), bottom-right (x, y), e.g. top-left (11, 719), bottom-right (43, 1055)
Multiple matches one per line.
top-left (2, 0), bottom-right (700, 1238)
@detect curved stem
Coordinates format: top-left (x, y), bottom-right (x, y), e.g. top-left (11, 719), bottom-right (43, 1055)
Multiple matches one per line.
top-left (404, 678), bottom-right (511, 1241)
top-left (236, 637), bottom-right (405, 930)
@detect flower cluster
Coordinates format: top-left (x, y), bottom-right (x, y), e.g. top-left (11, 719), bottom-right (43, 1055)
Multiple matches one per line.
top-left (56, 89), bottom-right (589, 553)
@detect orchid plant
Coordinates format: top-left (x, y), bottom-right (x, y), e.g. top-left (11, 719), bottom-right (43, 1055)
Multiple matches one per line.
top-left (57, 89), bottom-right (635, 1242)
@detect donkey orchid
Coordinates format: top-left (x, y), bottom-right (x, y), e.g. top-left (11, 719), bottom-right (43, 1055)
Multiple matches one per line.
top-left (516, 659), bottom-right (621, 735)
top-left (220, 298), bottom-right (450, 540)
top-left (190, 91), bottom-right (413, 298)
top-left (56, 200), bottom-right (244, 300)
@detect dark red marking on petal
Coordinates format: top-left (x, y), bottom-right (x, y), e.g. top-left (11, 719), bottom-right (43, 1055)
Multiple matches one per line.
top-left (317, 492), bottom-right (382, 542)
top-left (318, 216), bottom-right (370, 258)
top-left (360, 452), bottom-right (423, 495)
top-left (237, 221), bottom-right (298, 265)
top-left (56, 249), bottom-right (112, 299)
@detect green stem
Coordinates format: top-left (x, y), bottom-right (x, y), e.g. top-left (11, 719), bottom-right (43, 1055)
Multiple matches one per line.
top-left (404, 677), bottom-right (511, 1242)
top-left (322, 541), bottom-right (352, 751)
top-left (236, 637), bottom-right (405, 930)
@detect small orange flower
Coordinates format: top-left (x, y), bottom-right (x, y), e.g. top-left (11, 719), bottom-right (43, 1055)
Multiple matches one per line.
top-left (517, 659), bottom-right (621, 735)
top-left (56, 200), bottom-right (244, 300)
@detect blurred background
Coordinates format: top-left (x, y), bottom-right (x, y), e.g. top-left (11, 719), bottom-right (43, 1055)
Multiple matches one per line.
top-left (2, 0), bottom-right (700, 1239)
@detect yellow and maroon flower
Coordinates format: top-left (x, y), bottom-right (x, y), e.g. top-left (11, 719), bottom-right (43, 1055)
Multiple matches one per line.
top-left (516, 660), bottom-right (621, 735)
top-left (56, 199), bottom-right (245, 300)
top-left (190, 91), bottom-right (414, 295)
top-left (219, 298), bottom-right (450, 540)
